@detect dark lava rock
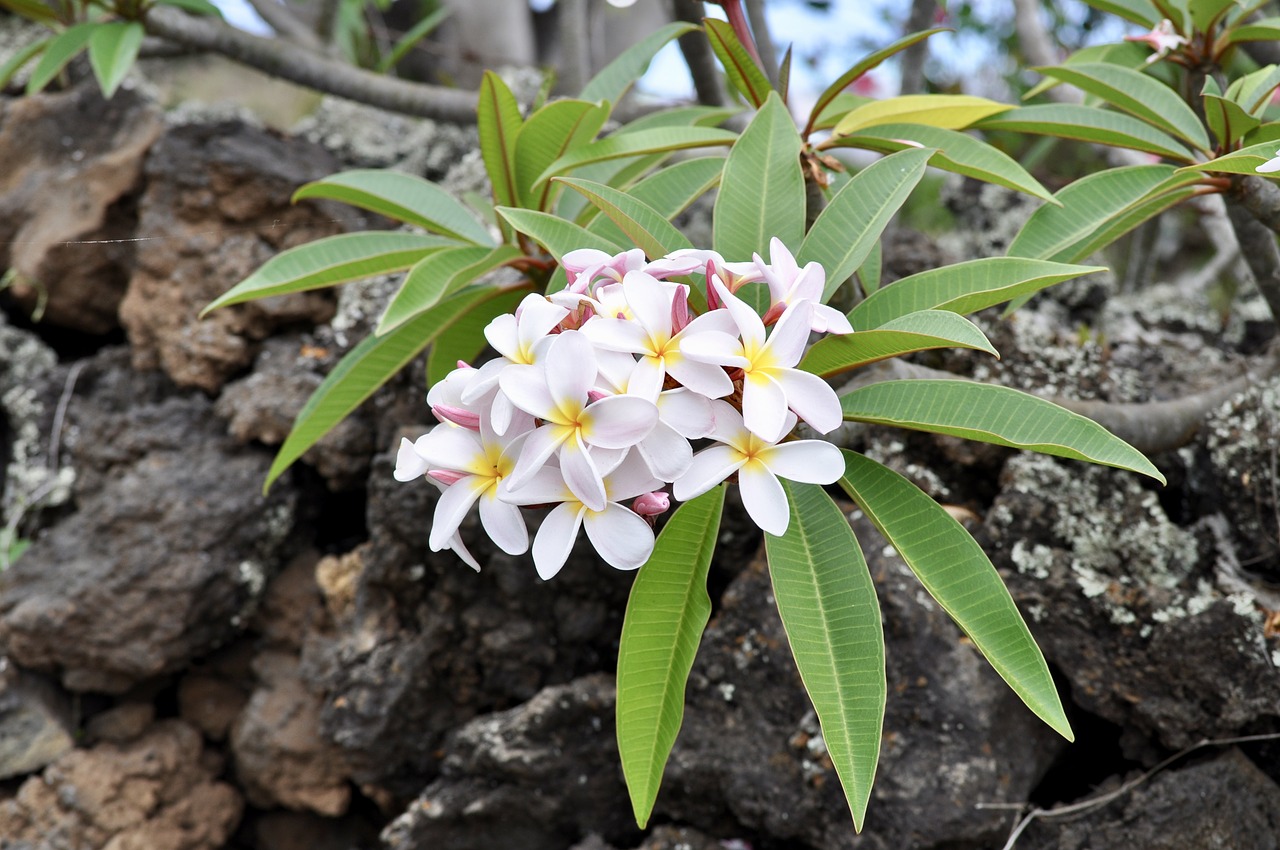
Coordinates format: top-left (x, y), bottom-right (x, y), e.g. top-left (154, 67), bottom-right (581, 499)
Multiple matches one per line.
top-left (0, 662), bottom-right (74, 779)
top-left (381, 674), bottom-right (634, 850)
top-left (1018, 748), bottom-right (1280, 850)
top-left (0, 348), bottom-right (298, 693)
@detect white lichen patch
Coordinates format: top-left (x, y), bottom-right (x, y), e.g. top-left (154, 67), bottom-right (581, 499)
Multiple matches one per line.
top-left (1010, 540), bottom-right (1053, 580)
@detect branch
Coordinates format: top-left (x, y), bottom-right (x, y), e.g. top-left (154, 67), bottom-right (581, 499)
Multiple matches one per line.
top-left (558, 0), bottom-right (590, 96)
top-left (670, 0), bottom-right (724, 106)
top-left (1012, 0), bottom-right (1059, 69)
top-left (141, 5), bottom-right (478, 123)
top-left (744, 0), bottom-right (778, 89)
top-left (898, 0), bottom-right (936, 95)
top-left (243, 0), bottom-right (323, 50)
top-left (1226, 186), bottom-right (1280, 324)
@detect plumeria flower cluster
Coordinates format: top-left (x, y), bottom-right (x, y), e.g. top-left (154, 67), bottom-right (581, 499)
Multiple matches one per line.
top-left (395, 240), bottom-right (852, 580)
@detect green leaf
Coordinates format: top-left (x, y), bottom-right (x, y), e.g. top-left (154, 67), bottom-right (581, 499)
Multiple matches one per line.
top-left (478, 71), bottom-right (524, 237)
top-left (26, 22), bottom-right (94, 94)
top-left (202, 232), bottom-right (456, 314)
top-left (264, 285), bottom-right (530, 491)
top-left (799, 147), bottom-right (932, 303)
top-left (857, 237), bottom-right (882, 296)
top-left (974, 104), bottom-right (1195, 163)
top-left (1228, 64), bottom-right (1280, 116)
top-left (293, 170), bottom-right (495, 246)
top-left (377, 245), bottom-right (522, 335)
top-left (1080, 0), bottom-right (1159, 26)
top-left (375, 5), bottom-right (450, 73)
top-left (850, 257), bottom-right (1104, 330)
top-left (1203, 90), bottom-right (1260, 148)
top-left (799, 310), bottom-right (997, 377)
top-left (704, 17), bottom-right (774, 108)
top-left (425, 287), bottom-right (527, 385)
top-left (837, 451), bottom-right (1072, 740)
top-left (1226, 14), bottom-right (1280, 42)
top-left (515, 99), bottom-right (609, 211)
top-left (1185, 139), bottom-right (1280, 175)
top-left (496, 207), bottom-right (625, 263)
top-left (1007, 165), bottom-right (1201, 263)
top-left (584, 156), bottom-right (724, 247)
top-left (0, 0), bottom-right (60, 22)
top-left (157, 0), bottom-right (223, 16)
top-left (833, 94), bottom-right (1011, 137)
top-left (87, 21), bottom-right (143, 99)
top-left (836, 123), bottom-right (1055, 202)
top-left (617, 486), bottom-right (725, 829)
top-left (713, 93), bottom-right (804, 313)
top-left (840, 380), bottom-right (1166, 482)
top-left (556, 177), bottom-right (693, 259)
top-left (805, 28), bottom-right (946, 139)
top-left (812, 92), bottom-right (873, 133)
top-left (536, 127), bottom-right (737, 190)
top-left (581, 21), bottom-right (698, 106)
top-left (1034, 63), bottom-right (1210, 151)
top-left (766, 482), bottom-right (884, 832)
top-left (1190, 0), bottom-right (1241, 32)
top-left (0, 38), bottom-right (48, 90)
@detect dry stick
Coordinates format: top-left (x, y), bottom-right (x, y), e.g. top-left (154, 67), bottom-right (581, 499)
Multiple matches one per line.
top-left (980, 732), bottom-right (1280, 850)
top-left (671, 0), bottom-right (725, 107)
top-left (142, 5), bottom-right (479, 123)
top-left (839, 349), bottom-right (1280, 457)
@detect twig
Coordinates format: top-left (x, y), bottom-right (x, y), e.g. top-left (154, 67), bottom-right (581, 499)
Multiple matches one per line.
top-left (244, 0), bottom-right (323, 50)
top-left (48, 360), bottom-right (83, 473)
top-left (671, 0), bottom-right (725, 106)
top-left (980, 732), bottom-right (1280, 850)
top-left (743, 0), bottom-right (778, 89)
top-left (141, 5), bottom-right (478, 123)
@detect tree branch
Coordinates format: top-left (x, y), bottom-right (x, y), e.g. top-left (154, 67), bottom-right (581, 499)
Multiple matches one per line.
top-left (744, 0), bottom-right (778, 89)
top-left (243, 0), bottom-right (323, 50)
top-left (141, 5), bottom-right (478, 123)
top-left (898, 0), bottom-right (936, 95)
top-left (1226, 189), bottom-right (1280, 325)
top-left (670, 0), bottom-right (724, 107)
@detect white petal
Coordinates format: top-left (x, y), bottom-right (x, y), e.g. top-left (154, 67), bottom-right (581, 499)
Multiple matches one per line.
top-left (429, 476), bottom-right (489, 551)
top-left (445, 531), bottom-right (482, 572)
top-left (814, 303), bottom-right (853, 335)
top-left (516, 294), bottom-right (570, 353)
top-left (563, 248), bottom-right (613, 272)
top-left (638, 421), bottom-right (693, 481)
top-left (478, 492), bottom-right (528, 555)
top-left (483, 314), bottom-right (520, 361)
top-left (393, 437), bottom-right (430, 481)
top-left (679, 330), bottom-right (750, 369)
top-left (532, 502), bottom-right (585, 580)
top-left (741, 371), bottom-right (789, 442)
top-left (414, 427), bottom-right (485, 473)
top-left (622, 271), bottom-right (673, 339)
top-left (603, 449), bottom-right (665, 501)
top-left (673, 444), bottom-right (743, 502)
top-left (561, 436), bottom-right (608, 512)
top-left (507, 424), bottom-right (568, 491)
top-left (580, 394), bottom-right (659, 449)
top-left (1258, 153), bottom-right (1280, 174)
top-left (501, 466), bottom-right (572, 506)
top-left (664, 355), bottom-right (733, 399)
top-left (580, 317), bottom-right (653, 355)
top-left (627, 356), bottom-right (666, 402)
top-left (763, 300), bottom-right (815, 368)
top-left (761, 439), bottom-right (844, 485)
top-left (774, 368), bottom-right (843, 435)
top-left (459, 357), bottom-right (507, 405)
top-left (713, 274), bottom-right (766, 350)
top-left (584, 504), bottom-right (655, 570)
top-left (545, 330), bottom-right (598, 408)
top-left (656, 388), bottom-right (715, 439)
top-left (499, 365), bottom-right (558, 422)
top-left (738, 461), bottom-right (789, 536)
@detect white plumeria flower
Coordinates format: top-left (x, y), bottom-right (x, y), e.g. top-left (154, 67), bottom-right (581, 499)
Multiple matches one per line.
top-left (500, 330), bottom-right (659, 511)
top-left (1257, 150), bottom-right (1280, 174)
top-left (461, 293), bottom-right (568, 434)
top-left (673, 402), bottom-right (844, 536)
top-left (680, 275), bottom-right (843, 442)
top-left (582, 271), bottom-right (738, 400)
top-left (505, 451), bottom-right (662, 579)
top-left (397, 405), bottom-right (535, 560)
top-left (562, 248), bottom-right (701, 294)
top-left (755, 237), bottom-right (854, 335)
top-left (1124, 19), bottom-right (1186, 64)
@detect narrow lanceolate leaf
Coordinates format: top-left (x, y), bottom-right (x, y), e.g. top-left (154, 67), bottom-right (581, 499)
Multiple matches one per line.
top-left (837, 451), bottom-right (1072, 741)
top-left (294, 170), bottom-right (494, 246)
top-left (858, 238), bottom-right (882, 296)
top-left (157, 0), bottom-right (223, 16)
top-left (87, 21), bottom-right (143, 98)
top-left (1203, 91), bottom-right (1260, 148)
top-left (0, 0), bottom-right (60, 22)
top-left (974, 104), bottom-right (1195, 164)
top-left (1226, 15), bottom-right (1280, 43)
top-left (26, 22), bottom-right (95, 94)
top-left (265, 284), bottom-right (531, 491)
top-left (0, 38), bottom-right (47, 90)
top-left (585, 156), bottom-right (723, 247)
top-left (835, 123), bottom-right (1054, 202)
top-left (714, 93), bottom-right (804, 313)
top-left (704, 17), bottom-right (774, 108)
top-left (1230, 64), bottom-right (1280, 116)
top-left (799, 310), bottom-right (997, 377)
top-left (850, 258), bottom-right (1105, 331)
top-left (1183, 140), bottom-right (1280, 175)
top-left (377, 245), bottom-right (521, 335)
top-left (557, 178), bottom-right (693, 258)
top-left (1007, 166), bottom-right (1202, 264)
top-left (202, 232), bottom-right (455, 314)
top-left (1190, 0), bottom-right (1242, 33)
top-left (496, 207), bottom-right (625, 263)
top-left (515, 100), bottom-right (609, 210)
top-left (766, 482), bottom-right (884, 833)
top-left (804, 28), bottom-right (946, 139)
top-left (478, 71), bottom-right (524, 237)
top-left (425, 287), bottom-right (526, 385)
top-left (1034, 63), bottom-right (1210, 151)
top-left (580, 21), bottom-right (697, 106)
top-left (1080, 0), bottom-right (1159, 25)
top-left (617, 486), bottom-right (726, 830)
top-left (799, 147), bottom-right (932, 303)
top-left (840, 380), bottom-right (1166, 482)
top-left (535, 127), bottom-right (737, 191)
top-left (375, 5), bottom-right (449, 73)
top-left (833, 94), bottom-right (1011, 137)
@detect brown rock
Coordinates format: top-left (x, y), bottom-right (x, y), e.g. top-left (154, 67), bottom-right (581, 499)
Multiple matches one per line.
top-left (179, 673), bottom-right (250, 743)
top-left (85, 701), bottom-right (155, 744)
top-left (0, 83), bottom-right (162, 334)
top-left (315, 548), bottom-right (364, 624)
top-left (0, 719), bottom-right (242, 850)
top-left (0, 661), bottom-right (74, 779)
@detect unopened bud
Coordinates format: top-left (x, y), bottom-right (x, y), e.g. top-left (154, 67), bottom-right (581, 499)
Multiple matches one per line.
top-left (432, 403), bottom-right (481, 430)
top-left (632, 491), bottom-right (671, 517)
top-left (428, 469), bottom-right (468, 486)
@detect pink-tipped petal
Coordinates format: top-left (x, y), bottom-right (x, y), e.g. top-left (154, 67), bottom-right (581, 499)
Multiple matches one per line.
top-left (584, 504), bottom-right (655, 570)
top-left (393, 437), bottom-right (430, 482)
top-left (478, 492), bottom-right (529, 555)
top-left (673, 444), bottom-right (743, 502)
top-left (532, 502), bottom-right (585, 580)
top-left (762, 439), bottom-right (844, 485)
top-left (580, 394), bottom-right (659, 449)
top-left (414, 427), bottom-right (485, 474)
top-left (738, 462), bottom-right (789, 536)
top-left (741, 371), bottom-right (790, 442)
top-left (774, 368), bottom-right (843, 435)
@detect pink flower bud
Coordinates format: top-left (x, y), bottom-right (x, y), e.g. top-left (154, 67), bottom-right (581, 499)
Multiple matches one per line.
top-left (671, 285), bottom-right (691, 332)
top-left (587, 389), bottom-right (609, 403)
top-left (428, 469), bottom-right (468, 486)
top-left (455, 360), bottom-right (473, 370)
top-left (632, 491), bottom-right (670, 517)
top-left (432, 404), bottom-right (481, 430)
